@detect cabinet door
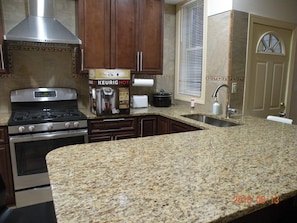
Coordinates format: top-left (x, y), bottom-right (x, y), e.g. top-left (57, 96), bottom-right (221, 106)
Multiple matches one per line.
top-left (0, 126), bottom-right (15, 206)
top-left (157, 116), bottom-right (170, 135)
top-left (78, 0), bottom-right (137, 70)
top-left (139, 116), bottom-right (157, 137)
top-left (78, 0), bottom-right (110, 69)
top-left (110, 0), bottom-right (137, 70)
top-left (0, 145), bottom-right (14, 206)
top-left (137, 0), bottom-right (164, 74)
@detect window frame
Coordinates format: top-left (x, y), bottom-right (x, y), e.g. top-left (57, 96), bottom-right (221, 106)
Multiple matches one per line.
top-left (174, 0), bottom-right (207, 104)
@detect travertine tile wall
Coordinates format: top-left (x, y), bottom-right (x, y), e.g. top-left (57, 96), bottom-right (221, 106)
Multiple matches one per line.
top-left (204, 10), bottom-right (248, 114)
top-left (155, 4), bottom-right (176, 95)
top-left (229, 11), bottom-right (248, 113)
top-left (204, 11), bottom-right (232, 114)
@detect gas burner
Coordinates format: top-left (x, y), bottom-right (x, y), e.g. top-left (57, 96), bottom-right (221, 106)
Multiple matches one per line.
top-left (9, 109), bottom-right (86, 126)
top-left (30, 110), bottom-right (82, 121)
top-left (12, 112), bottom-right (30, 122)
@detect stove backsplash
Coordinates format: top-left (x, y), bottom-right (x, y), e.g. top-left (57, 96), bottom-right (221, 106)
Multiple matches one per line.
top-left (0, 45), bottom-right (89, 114)
top-left (0, 0), bottom-right (88, 114)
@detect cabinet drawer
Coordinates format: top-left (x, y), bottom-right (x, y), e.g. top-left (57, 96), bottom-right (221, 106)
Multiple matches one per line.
top-left (88, 133), bottom-right (113, 142)
top-left (88, 117), bottom-right (137, 134)
top-left (170, 120), bottom-right (199, 133)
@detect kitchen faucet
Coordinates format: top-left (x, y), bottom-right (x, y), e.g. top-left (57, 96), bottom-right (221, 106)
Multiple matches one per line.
top-left (212, 84), bottom-right (237, 119)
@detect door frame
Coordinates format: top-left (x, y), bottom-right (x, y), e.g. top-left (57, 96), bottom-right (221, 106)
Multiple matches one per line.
top-left (243, 15), bottom-right (297, 117)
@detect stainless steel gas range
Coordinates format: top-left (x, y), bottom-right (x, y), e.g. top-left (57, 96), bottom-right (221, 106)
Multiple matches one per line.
top-left (8, 88), bottom-right (88, 208)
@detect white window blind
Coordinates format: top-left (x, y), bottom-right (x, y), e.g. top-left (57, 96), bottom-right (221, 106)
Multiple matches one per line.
top-left (179, 0), bottom-right (204, 97)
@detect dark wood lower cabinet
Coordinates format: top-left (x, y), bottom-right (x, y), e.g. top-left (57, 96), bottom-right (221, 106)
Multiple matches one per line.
top-left (0, 126), bottom-right (15, 206)
top-left (88, 115), bottom-right (201, 142)
top-left (138, 115), bottom-right (201, 137)
top-left (157, 116), bottom-right (201, 135)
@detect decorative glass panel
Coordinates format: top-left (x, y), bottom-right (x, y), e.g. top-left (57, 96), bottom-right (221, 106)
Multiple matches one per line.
top-left (257, 32), bottom-right (283, 54)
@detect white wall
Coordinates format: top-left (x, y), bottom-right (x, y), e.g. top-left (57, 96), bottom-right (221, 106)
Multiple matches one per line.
top-left (208, 0), bottom-right (297, 23)
top-left (233, 0), bottom-right (297, 23)
top-left (207, 0), bottom-right (232, 16)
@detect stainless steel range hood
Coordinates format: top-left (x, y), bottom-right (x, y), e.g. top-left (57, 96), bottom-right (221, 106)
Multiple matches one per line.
top-left (4, 0), bottom-right (81, 45)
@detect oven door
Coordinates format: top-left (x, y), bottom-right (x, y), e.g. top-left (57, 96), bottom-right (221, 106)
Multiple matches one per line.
top-left (9, 129), bottom-right (88, 191)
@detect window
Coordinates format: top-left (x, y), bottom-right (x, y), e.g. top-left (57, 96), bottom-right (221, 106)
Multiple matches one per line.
top-left (175, 0), bottom-right (206, 103)
top-left (257, 32), bottom-right (284, 55)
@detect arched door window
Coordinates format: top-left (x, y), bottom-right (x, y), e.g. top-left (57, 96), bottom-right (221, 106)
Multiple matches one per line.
top-left (256, 32), bottom-right (284, 55)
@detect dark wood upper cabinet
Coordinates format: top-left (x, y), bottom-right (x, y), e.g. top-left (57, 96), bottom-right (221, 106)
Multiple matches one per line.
top-left (0, 1), bottom-right (8, 74)
top-left (137, 0), bottom-right (163, 74)
top-left (78, 0), bottom-right (110, 69)
top-left (78, 0), bottom-right (163, 74)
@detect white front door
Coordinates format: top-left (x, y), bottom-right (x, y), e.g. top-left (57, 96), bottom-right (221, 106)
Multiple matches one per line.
top-left (244, 17), bottom-right (293, 118)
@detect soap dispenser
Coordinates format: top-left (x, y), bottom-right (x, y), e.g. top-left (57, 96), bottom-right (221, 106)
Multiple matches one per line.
top-left (212, 97), bottom-right (221, 115)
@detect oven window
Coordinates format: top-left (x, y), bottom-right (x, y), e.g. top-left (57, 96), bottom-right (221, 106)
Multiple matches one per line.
top-left (15, 136), bottom-right (85, 176)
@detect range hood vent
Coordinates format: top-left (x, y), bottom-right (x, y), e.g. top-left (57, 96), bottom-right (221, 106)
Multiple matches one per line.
top-left (3, 0), bottom-right (81, 45)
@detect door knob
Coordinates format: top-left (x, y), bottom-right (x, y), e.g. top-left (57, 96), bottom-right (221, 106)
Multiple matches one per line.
top-left (280, 102), bottom-right (285, 107)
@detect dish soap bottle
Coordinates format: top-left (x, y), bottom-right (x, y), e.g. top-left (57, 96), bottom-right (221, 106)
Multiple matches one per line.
top-left (212, 97), bottom-right (221, 115)
top-left (190, 98), bottom-right (195, 109)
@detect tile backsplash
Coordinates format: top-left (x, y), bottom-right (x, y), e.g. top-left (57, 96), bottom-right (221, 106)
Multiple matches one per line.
top-left (0, 47), bottom-right (89, 113)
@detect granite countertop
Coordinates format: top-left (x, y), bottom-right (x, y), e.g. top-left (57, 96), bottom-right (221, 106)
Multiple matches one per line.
top-left (46, 105), bottom-right (297, 223)
top-left (0, 113), bottom-right (10, 126)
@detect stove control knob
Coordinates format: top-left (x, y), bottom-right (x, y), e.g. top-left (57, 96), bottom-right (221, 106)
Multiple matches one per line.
top-left (73, 121), bottom-right (80, 128)
top-left (48, 123), bottom-right (54, 130)
top-left (65, 122), bottom-right (71, 128)
top-left (28, 125), bottom-right (35, 132)
top-left (18, 126), bottom-right (25, 133)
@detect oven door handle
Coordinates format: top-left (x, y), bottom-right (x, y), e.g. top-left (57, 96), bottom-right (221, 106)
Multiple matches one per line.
top-left (9, 129), bottom-right (88, 143)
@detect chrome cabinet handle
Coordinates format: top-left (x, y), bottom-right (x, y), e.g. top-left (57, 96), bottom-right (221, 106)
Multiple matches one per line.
top-left (81, 48), bottom-right (84, 71)
top-left (137, 51), bottom-right (140, 71)
top-left (140, 51), bottom-right (143, 71)
top-left (0, 44), bottom-right (5, 70)
top-left (140, 119), bottom-right (144, 137)
top-left (102, 118), bottom-right (126, 122)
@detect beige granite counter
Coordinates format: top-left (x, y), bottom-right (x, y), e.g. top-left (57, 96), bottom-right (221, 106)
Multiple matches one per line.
top-left (0, 113), bottom-right (10, 126)
top-left (46, 105), bottom-right (297, 223)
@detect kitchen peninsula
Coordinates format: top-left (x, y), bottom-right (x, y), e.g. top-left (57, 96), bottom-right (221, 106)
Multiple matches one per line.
top-left (46, 105), bottom-right (297, 223)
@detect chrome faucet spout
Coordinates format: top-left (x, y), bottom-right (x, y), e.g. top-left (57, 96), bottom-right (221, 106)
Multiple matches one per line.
top-left (212, 84), bottom-right (236, 118)
top-left (212, 84), bottom-right (230, 98)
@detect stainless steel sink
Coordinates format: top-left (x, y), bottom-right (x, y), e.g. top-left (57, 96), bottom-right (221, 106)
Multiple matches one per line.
top-left (182, 114), bottom-right (240, 127)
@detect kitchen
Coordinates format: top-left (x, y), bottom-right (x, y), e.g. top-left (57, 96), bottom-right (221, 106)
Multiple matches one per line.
top-left (0, 0), bottom-right (297, 222)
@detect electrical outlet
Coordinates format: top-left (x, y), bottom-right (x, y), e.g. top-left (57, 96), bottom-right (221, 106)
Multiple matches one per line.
top-left (231, 82), bottom-right (237, 93)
